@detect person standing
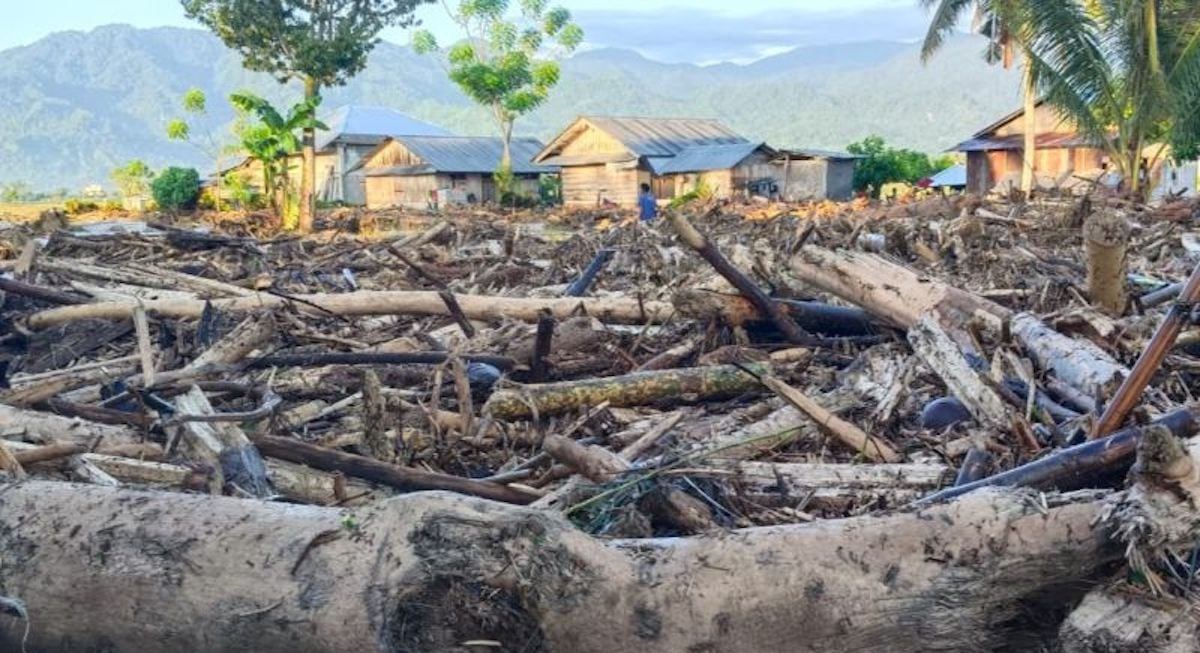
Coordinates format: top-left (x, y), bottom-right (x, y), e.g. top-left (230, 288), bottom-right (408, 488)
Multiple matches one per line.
top-left (638, 182), bottom-right (657, 222)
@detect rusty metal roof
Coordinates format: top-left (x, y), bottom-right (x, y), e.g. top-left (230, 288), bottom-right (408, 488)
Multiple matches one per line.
top-left (952, 133), bottom-right (1099, 152)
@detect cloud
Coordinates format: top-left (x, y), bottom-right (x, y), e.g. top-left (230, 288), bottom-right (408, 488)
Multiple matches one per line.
top-left (573, 4), bottom-right (931, 63)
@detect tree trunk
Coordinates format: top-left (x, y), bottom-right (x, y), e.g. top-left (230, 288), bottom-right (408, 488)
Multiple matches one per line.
top-left (0, 480), bottom-right (1128, 653)
top-left (789, 246), bottom-right (1126, 398)
top-left (1083, 209), bottom-right (1131, 316)
top-left (297, 76), bottom-right (318, 233)
top-left (25, 291), bottom-right (679, 330)
top-left (1021, 57), bottom-right (1037, 195)
top-left (484, 363), bottom-right (767, 420)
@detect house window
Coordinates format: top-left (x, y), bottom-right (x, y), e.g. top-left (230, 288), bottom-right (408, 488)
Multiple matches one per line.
top-left (451, 174), bottom-right (468, 189)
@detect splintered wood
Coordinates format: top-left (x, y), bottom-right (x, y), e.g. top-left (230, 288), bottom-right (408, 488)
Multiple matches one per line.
top-left (3, 192), bottom-right (1200, 651)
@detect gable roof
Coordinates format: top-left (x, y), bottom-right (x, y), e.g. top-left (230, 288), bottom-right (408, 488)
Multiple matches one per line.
top-left (583, 116), bottom-right (748, 157)
top-left (316, 106), bottom-right (452, 151)
top-left (360, 136), bottom-right (555, 176)
top-left (971, 100), bottom-right (1046, 138)
top-left (535, 116), bottom-right (752, 170)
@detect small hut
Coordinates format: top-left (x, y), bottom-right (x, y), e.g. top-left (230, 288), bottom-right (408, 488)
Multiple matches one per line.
top-left (355, 136), bottom-right (554, 209)
top-left (533, 116), bottom-right (857, 207)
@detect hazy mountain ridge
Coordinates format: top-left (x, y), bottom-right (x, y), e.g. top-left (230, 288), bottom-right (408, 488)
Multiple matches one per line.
top-left (0, 24), bottom-right (1020, 189)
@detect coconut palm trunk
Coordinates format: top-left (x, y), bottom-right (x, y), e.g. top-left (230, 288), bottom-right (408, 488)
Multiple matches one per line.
top-left (1021, 55), bottom-right (1037, 194)
top-left (298, 76), bottom-right (318, 232)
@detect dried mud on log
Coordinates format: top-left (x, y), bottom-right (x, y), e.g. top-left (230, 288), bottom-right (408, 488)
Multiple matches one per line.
top-left (2, 194), bottom-right (1200, 651)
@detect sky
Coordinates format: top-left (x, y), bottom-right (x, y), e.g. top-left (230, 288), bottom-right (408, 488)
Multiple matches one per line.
top-left (2, 0), bottom-right (934, 64)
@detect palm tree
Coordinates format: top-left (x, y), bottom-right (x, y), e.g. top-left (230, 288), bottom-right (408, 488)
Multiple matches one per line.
top-left (921, 0), bottom-right (1040, 194)
top-left (1025, 0), bottom-right (1200, 196)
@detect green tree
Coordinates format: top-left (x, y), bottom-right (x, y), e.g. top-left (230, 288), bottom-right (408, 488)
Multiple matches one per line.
top-left (182, 0), bottom-right (430, 232)
top-left (1025, 0), bottom-right (1200, 196)
top-left (166, 88), bottom-right (232, 210)
top-left (847, 136), bottom-right (942, 196)
top-left (413, 0), bottom-right (583, 196)
top-left (921, 0), bottom-right (1044, 194)
top-left (110, 160), bottom-right (156, 201)
top-left (0, 181), bottom-right (31, 203)
top-left (151, 167), bottom-right (202, 212)
top-left (230, 92), bottom-right (326, 226)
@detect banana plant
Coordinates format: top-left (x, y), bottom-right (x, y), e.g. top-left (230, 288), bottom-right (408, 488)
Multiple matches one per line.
top-left (229, 92), bottom-right (326, 228)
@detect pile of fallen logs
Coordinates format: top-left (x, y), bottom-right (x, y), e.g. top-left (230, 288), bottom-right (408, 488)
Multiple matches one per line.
top-left (3, 192), bottom-right (1200, 651)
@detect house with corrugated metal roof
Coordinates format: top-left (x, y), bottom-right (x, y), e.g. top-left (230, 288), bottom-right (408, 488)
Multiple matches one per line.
top-left (228, 106), bottom-right (452, 205)
top-left (353, 135), bottom-right (555, 209)
top-left (533, 116), bottom-right (857, 208)
top-left (952, 101), bottom-right (1107, 194)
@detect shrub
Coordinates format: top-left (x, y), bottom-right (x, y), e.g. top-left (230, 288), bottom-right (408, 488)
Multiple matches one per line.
top-left (151, 167), bottom-right (201, 211)
top-left (102, 200), bottom-right (124, 212)
top-left (63, 199), bottom-right (100, 215)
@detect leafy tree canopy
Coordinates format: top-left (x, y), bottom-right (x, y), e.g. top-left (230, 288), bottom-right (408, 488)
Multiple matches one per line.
top-left (847, 135), bottom-right (952, 195)
top-left (413, 0), bottom-right (582, 180)
top-left (182, 0), bottom-right (430, 86)
top-left (151, 167), bottom-right (201, 211)
top-left (111, 160), bottom-right (156, 199)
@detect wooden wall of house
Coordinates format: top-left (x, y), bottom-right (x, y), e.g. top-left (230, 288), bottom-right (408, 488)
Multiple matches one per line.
top-left (993, 104), bottom-right (1077, 137)
top-left (967, 146), bottom-right (1107, 194)
top-left (365, 173), bottom-right (441, 209)
top-left (966, 151), bottom-right (991, 194)
top-left (561, 164), bottom-right (641, 207)
top-left (557, 122), bottom-right (629, 159)
top-left (661, 170), bottom-right (734, 199)
top-left (365, 173), bottom-right (542, 209)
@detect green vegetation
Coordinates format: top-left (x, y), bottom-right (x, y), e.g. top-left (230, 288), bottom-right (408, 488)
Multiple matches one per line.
top-left (110, 160), bottom-right (155, 202)
top-left (63, 199), bottom-right (100, 215)
top-left (0, 182), bottom-right (31, 203)
top-left (413, 0), bottom-right (583, 195)
top-left (151, 167), bottom-right (201, 211)
top-left (230, 92), bottom-right (326, 226)
top-left (1025, 0), bottom-right (1200, 195)
top-left (846, 136), bottom-right (955, 196)
top-left (182, 0), bottom-right (431, 232)
top-left (922, 0), bottom-right (1041, 193)
top-left (166, 88), bottom-right (234, 208)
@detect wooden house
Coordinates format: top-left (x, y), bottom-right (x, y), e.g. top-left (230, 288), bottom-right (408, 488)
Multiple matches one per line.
top-left (533, 116), bottom-right (857, 208)
top-left (953, 102), bottom-right (1106, 194)
top-left (354, 135), bottom-right (554, 209)
top-left (227, 106), bottom-right (451, 205)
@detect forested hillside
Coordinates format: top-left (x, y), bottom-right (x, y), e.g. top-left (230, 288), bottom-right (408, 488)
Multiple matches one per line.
top-left (0, 24), bottom-right (1019, 189)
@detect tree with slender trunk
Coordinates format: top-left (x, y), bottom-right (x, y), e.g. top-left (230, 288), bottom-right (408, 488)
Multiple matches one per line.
top-left (413, 0), bottom-right (582, 201)
top-left (182, 0), bottom-right (430, 232)
top-left (921, 0), bottom-right (1040, 195)
top-left (1025, 0), bottom-right (1200, 198)
top-left (231, 92), bottom-right (326, 217)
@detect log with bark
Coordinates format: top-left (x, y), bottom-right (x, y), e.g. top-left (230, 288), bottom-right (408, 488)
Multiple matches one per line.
top-left (1, 467), bottom-right (1187, 653)
top-left (23, 290), bottom-right (679, 329)
top-left (790, 245), bottom-right (1127, 399)
top-left (484, 363), bottom-right (767, 420)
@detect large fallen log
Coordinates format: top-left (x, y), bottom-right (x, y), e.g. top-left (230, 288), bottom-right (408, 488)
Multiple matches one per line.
top-left (23, 290), bottom-right (679, 329)
top-left (790, 245), bottom-right (1128, 397)
top-left (0, 477), bottom-right (1147, 653)
top-left (484, 364), bottom-right (766, 420)
top-left (0, 403), bottom-right (143, 446)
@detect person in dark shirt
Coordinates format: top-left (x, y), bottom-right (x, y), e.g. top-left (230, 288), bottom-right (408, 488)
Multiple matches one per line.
top-left (638, 183), bottom-right (657, 221)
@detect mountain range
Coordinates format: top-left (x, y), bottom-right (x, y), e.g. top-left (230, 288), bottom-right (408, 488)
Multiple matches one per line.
top-left (0, 24), bottom-right (1021, 190)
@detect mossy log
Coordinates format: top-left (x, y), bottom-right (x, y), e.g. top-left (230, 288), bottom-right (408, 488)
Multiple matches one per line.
top-left (483, 364), bottom-right (767, 420)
